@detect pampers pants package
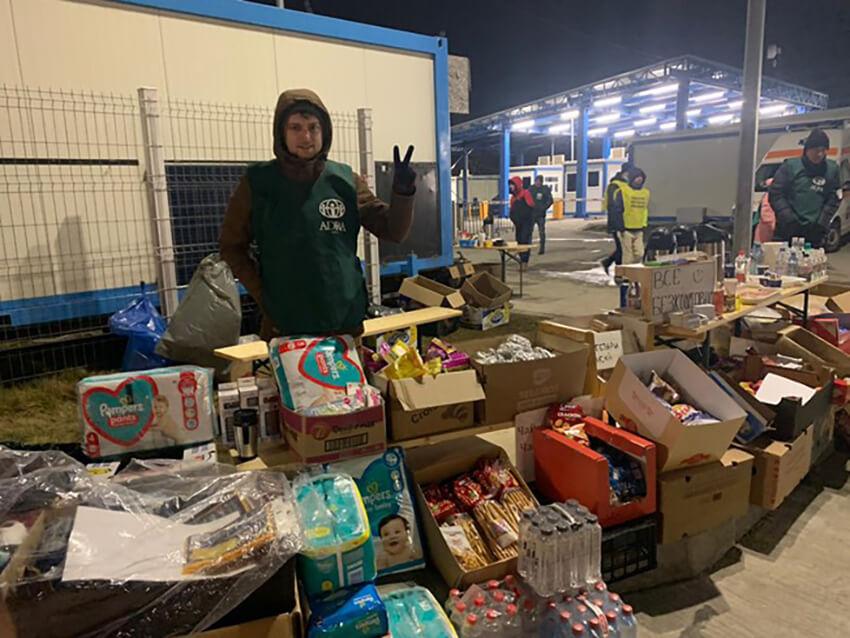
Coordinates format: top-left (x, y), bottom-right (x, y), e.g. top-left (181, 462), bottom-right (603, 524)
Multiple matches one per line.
top-left (295, 471), bottom-right (377, 596)
top-left (78, 366), bottom-right (215, 458)
top-left (325, 448), bottom-right (425, 577)
top-left (381, 585), bottom-right (457, 638)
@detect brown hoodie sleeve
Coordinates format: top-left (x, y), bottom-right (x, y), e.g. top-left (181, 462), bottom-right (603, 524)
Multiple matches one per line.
top-left (356, 173), bottom-right (414, 243)
top-left (219, 176), bottom-right (264, 308)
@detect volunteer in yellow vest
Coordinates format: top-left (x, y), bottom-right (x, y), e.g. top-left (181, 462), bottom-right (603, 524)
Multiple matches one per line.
top-left (618, 167), bottom-right (649, 264)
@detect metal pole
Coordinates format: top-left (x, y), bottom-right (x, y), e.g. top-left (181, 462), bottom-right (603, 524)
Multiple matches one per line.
top-left (462, 148), bottom-right (470, 223)
top-left (357, 108), bottom-right (381, 305)
top-left (732, 0), bottom-right (766, 258)
top-left (575, 106), bottom-right (589, 219)
top-left (675, 78), bottom-right (690, 130)
top-left (499, 126), bottom-right (510, 218)
top-left (137, 87), bottom-right (179, 318)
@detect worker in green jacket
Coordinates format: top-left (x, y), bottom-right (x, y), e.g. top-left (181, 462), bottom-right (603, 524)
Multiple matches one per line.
top-left (768, 128), bottom-right (840, 248)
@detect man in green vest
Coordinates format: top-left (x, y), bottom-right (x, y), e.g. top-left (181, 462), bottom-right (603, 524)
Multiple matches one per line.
top-left (768, 128), bottom-right (840, 248)
top-left (618, 168), bottom-right (649, 264)
top-left (219, 89), bottom-right (416, 340)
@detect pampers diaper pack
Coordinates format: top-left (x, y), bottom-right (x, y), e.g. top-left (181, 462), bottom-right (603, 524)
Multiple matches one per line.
top-left (295, 472), bottom-right (376, 595)
top-left (326, 448), bottom-right (425, 576)
top-left (307, 583), bottom-right (388, 638)
top-left (78, 366), bottom-right (214, 458)
top-left (381, 586), bottom-right (457, 638)
top-left (270, 336), bottom-right (366, 412)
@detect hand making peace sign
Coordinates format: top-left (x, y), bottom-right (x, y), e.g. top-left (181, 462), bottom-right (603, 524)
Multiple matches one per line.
top-left (392, 144), bottom-right (417, 195)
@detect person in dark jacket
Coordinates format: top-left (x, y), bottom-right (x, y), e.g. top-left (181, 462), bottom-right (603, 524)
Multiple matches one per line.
top-left (768, 128), bottom-right (840, 247)
top-left (509, 176), bottom-right (535, 264)
top-left (528, 175), bottom-right (554, 254)
top-left (601, 163), bottom-right (632, 274)
top-left (219, 88), bottom-right (416, 340)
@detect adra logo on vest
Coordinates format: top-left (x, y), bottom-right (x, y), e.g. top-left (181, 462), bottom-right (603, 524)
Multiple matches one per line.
top-left (318, 198), bottom-right (347, 233)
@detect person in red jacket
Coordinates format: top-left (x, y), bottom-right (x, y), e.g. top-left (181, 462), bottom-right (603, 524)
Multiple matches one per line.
top-left (509, 176), bottom-right (535, 264)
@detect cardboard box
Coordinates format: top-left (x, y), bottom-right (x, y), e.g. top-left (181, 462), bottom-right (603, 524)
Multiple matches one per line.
top-left (657, 449), bottom-right (754, 543)
top-left (281, 402), bottom-right (386, 464)
top-left (460, 271), bottom-right (513, 309)
top-left (812, 282), bottom-right (850, 314)
top-left (399, 275), bottom-right (465, 309)
top-left (615, 257), bottom-right (717, 322)
top-left (448, 262), bottom-right (476, 281)
top-left (238, 377), bottom-right (260, 410)
top-left (257, 378), bottom-right (282, 440)
top-left (534, 417), bottom-right (657, 527)
top-left (406, 438), bottom-right (538, 588)
top-left (808, 314), bottom-right (850, 353)
top-left (462, 303), bottom-right (511, 331)
top-left (812, 404), bottom-right (836, 463)
top-left (217, 382), bottom-right (240, 444)
top-left (605, 350), bottom-right (746, 472)
top-left (738, 424), bottom-right (813, 510)
top-left (457, 332), bottom-right (589, 425)
top-left (724, 353), bottom-right (834, 442)
top-left (374, 369), bottom-right (485, 441)
top-left (777, 325), bottom-right (850, 377)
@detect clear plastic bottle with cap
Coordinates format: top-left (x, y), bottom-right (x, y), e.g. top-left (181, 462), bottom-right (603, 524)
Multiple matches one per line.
top-left (588, 616), bottom-right (605, 638)
top-left (461, 613), bottom-right (481, 638)
top-left (555, 611), bottom-right (573, 637)
top-left (606, 611), bottom-right (620, 637)
top-left (603, 592), bottom-right (622, 614)
top-left (446, 588), bottom-right (461, 613)
top-left (480, 609), bottom-right (502, 637)
top-left (503, 603), bottom-right (521, 638)
top-left (538, 521), bottom-right (556, 596)
top-left (520, 598), bottom-right (539, 636)
top-left (618, 604), bottom-right (638, 638)
top-left (450, 601), bottom-right (468, 627)
top-left (585, 512), bottom-right (602, 585)
top-left (776, 246), bottom-right (788, 277)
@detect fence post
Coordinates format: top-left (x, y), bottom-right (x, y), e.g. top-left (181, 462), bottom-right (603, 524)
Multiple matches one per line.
top-left (357, 108), bottom-right (381, 305)
top-left (138, 87), bottom-right (179, 318)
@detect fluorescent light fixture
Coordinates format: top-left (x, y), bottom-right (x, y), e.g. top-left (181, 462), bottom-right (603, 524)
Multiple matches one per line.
top-left (594, 95), bottom-right (622, 108)
top-left (587, 126), bottom-right (608, 137)
top-left (708, 113), bottom-right (734, 125)
top-left (660, 121), bottom-right (677, 130)
top-left (693, 90), bottom-right (726, 103)
top-left (548, 123), bottom-right (572, 134)
top-left (727, 99), bottom-right (744, 110)
top-left (637, 82), bottom-right (679, 97)
top-left (614, 129), bottom-right (635, 139)
top-left (594, 112), bottom-right (621, 124)
top-left (686, 108), bottom-right (701, 117)
top-left (634, 117), bottom-right (657, 127)
top-left (511, 119), bottom-right (535, 131)
top-left (560, 109), bottom-right (579, 120)
top-left (639, 103), bottom-right (668, 114)
top-left (760, 104), bottom-right (788, 115)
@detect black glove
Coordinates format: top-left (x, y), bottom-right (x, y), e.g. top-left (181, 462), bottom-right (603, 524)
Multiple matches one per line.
top-left (392, 145), bottom-right (416, 195)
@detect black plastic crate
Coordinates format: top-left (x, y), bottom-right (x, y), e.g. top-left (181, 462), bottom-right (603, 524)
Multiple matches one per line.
top-left (601, 516), bottom-right (657, 583)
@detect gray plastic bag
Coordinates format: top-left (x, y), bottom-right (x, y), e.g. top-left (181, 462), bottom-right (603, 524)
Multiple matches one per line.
top-left (155, 254), bottom-right (241, 370)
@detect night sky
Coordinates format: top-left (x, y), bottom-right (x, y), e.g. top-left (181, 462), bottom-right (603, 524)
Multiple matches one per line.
top-left (273, 0), bottom-right (850, 119)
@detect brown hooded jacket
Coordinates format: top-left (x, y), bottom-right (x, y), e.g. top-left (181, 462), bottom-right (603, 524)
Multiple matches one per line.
top-left (219, 89), bottom-right (414, 337)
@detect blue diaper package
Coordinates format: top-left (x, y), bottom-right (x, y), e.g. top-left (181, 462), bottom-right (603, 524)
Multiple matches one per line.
top-left (381, 585), bottom-right (457, 638)
top-left (307, 583), bottom-right (388, 638)
top-left (295, 471), bottom-right (376, 595)
top-left (325, 447), bottom-right (425, 576)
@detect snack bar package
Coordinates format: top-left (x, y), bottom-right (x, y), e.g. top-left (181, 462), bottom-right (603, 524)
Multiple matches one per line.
top-left (325, 448), bottom-right (425, 576)
top-left (270, 336), bottom-right (365, 412)
top-left (295, 472), bottom-right (376, 595)
top-left (307, 583), bottom-right (388, 638)
top-left (77, 366), bottom-right (215, 459)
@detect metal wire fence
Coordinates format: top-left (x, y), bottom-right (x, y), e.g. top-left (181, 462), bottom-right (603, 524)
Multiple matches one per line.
top-left (0, 85), bottom-right (365, 383)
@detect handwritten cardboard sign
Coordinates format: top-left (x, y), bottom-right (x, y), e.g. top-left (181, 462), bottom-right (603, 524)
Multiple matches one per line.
top-left (594, 330), bottom-right (624, 371)
top-left (649, 261), bottom-right (716, 319)
top-left (514, 407), bottom-right (549, 481)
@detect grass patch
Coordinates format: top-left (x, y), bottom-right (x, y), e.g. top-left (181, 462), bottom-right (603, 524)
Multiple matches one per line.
top-left (0, 369), bottom-right (89, 445)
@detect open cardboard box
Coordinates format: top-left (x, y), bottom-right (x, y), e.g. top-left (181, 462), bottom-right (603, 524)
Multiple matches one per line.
top-left (605, 349), bottom-right (746, 473)
top-left (534, 417), bottom-right (657, 528)
top-left (462, 303), bottom-right (511, 331)
top-left (735, 425), bottom-right (813, 510)
top-left (456, 330), bottom-right (589, 425)
top-left (399, 275), bottom-right (465, 309)
top-left (722, 353), bottom-right (834, 442)
top-left (657, 448), bottom-right (753, 543)
top-left (281, 402), bottom-right (386, 465)
top-left (807, 313), bottom-right (850, 354)
top-left (373, 369), bottom-right (485, 441)
top-left (777, 325), bottom-right (850, 377)
top-left (448, 261), bottom-right (476, 283)
top-left (405, 437), bottom-right (538, 588)
top-left (810, 282), bottom-right (850, 315)
top-left (460, 271), bottom-right (513, 309)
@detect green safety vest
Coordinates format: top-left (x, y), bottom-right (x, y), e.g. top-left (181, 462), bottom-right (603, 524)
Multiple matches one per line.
top-left (620, 183), bottom-right (650, 229)
top-left (782, 157), bottom-right (840, 225)
top-left (247, 160), bottom-right (367, 336)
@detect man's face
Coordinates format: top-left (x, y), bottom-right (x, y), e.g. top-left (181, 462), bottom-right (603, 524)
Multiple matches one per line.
top-left (379, 519), bottom-right (408, 556)
top-left (805, 146), bottom-right (828, 165)
top-left (509, 182), bottom-right (517, 195)
top-left (284, 112), bottom-right (323, 160)
top-left (535, 177), bottom-right (543, 187)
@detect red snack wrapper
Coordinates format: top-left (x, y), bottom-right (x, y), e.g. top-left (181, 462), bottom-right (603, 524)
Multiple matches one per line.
top-left (423, 483), bottom-right (458, 523)
top-left (474, 457), bottom-right (519, 498)
top-left (547, 402), bottom-right (585, 430)
top-left (453, 475), bottom-right (486, 510)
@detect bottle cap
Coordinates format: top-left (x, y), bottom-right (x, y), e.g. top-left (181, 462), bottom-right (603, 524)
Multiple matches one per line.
top-left (455, 601), bottom-right (467, 613)
top-left (607, 611), bottom-right (618, 623)
top-left (449, 588), bottom-right (460, 598)
top-left (572, 623), bottom-right (586, 636)
top-left (547, 601), bottom-right (558, 611)
top-left (609, 593), bottom-right (620, 602)
top-left (486, 610), bottom-right (499, 621)
top-left (473, 595), bottom-right (485, 608)
top-left (493, 591), bottom-right (506, 603)
top-left (622, 604), bottom-right (634, 615)
top-left (504, 574), bottom-right (516, 586)
top-left (594, 582), bottom-right (606, 592)
top-left (577, 605), bottom-right (588, 614)
top-left (560, 611), bottom-right (572, 623)
top-left (589, 618), bottom-right (600, 628)
top-left (524, 599), bottom-right (535, 611)
top-left (466, 614), bottom-right (478, 625)
top-left (506, 604), bottom-right (518, 616)
top-left (487, 579), bottom-right (500, 590)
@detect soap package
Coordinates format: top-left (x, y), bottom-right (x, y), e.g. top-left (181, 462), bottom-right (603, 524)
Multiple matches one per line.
top-left (77, 366), bottom-right (214, 459)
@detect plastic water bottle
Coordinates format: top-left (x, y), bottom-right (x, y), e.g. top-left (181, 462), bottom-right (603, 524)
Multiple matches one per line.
top-left (606, 611), bottom-right (620, 637)
top-left (618, 604), bottom-right (638, 638)
top-left (480, 609), bottom-right (501, 636)
top-left (461, 613), bottom-right (481, 638)
top-left (750, 242), bottom-right (763, 275)
top-left (800, 251), bottom-right (813, 281)
top-left (588, 617), bottom-right (605, 638)
top-left (450, 601), bottom-right (468, 626)
top-left (446, 588), bottom-right (462, 613)
top-left (503, 603), bottom-right (521, 638)
top-left (787, 248), bottom-right (799, 277)
top-left (734, 251), bottom-right (748, 282)
top-left (521, 598), bottom-right (539, 636)
top-left (603, 592), bottom-right (622, 614)
top-left (775, 247), bottom-right (788, 276)
top-left (585, 513), bottom-right (602, 585)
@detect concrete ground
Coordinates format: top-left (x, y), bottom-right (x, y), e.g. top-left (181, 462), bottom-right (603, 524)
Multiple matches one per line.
top-left (463, 219), bottom-right (850, 637)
